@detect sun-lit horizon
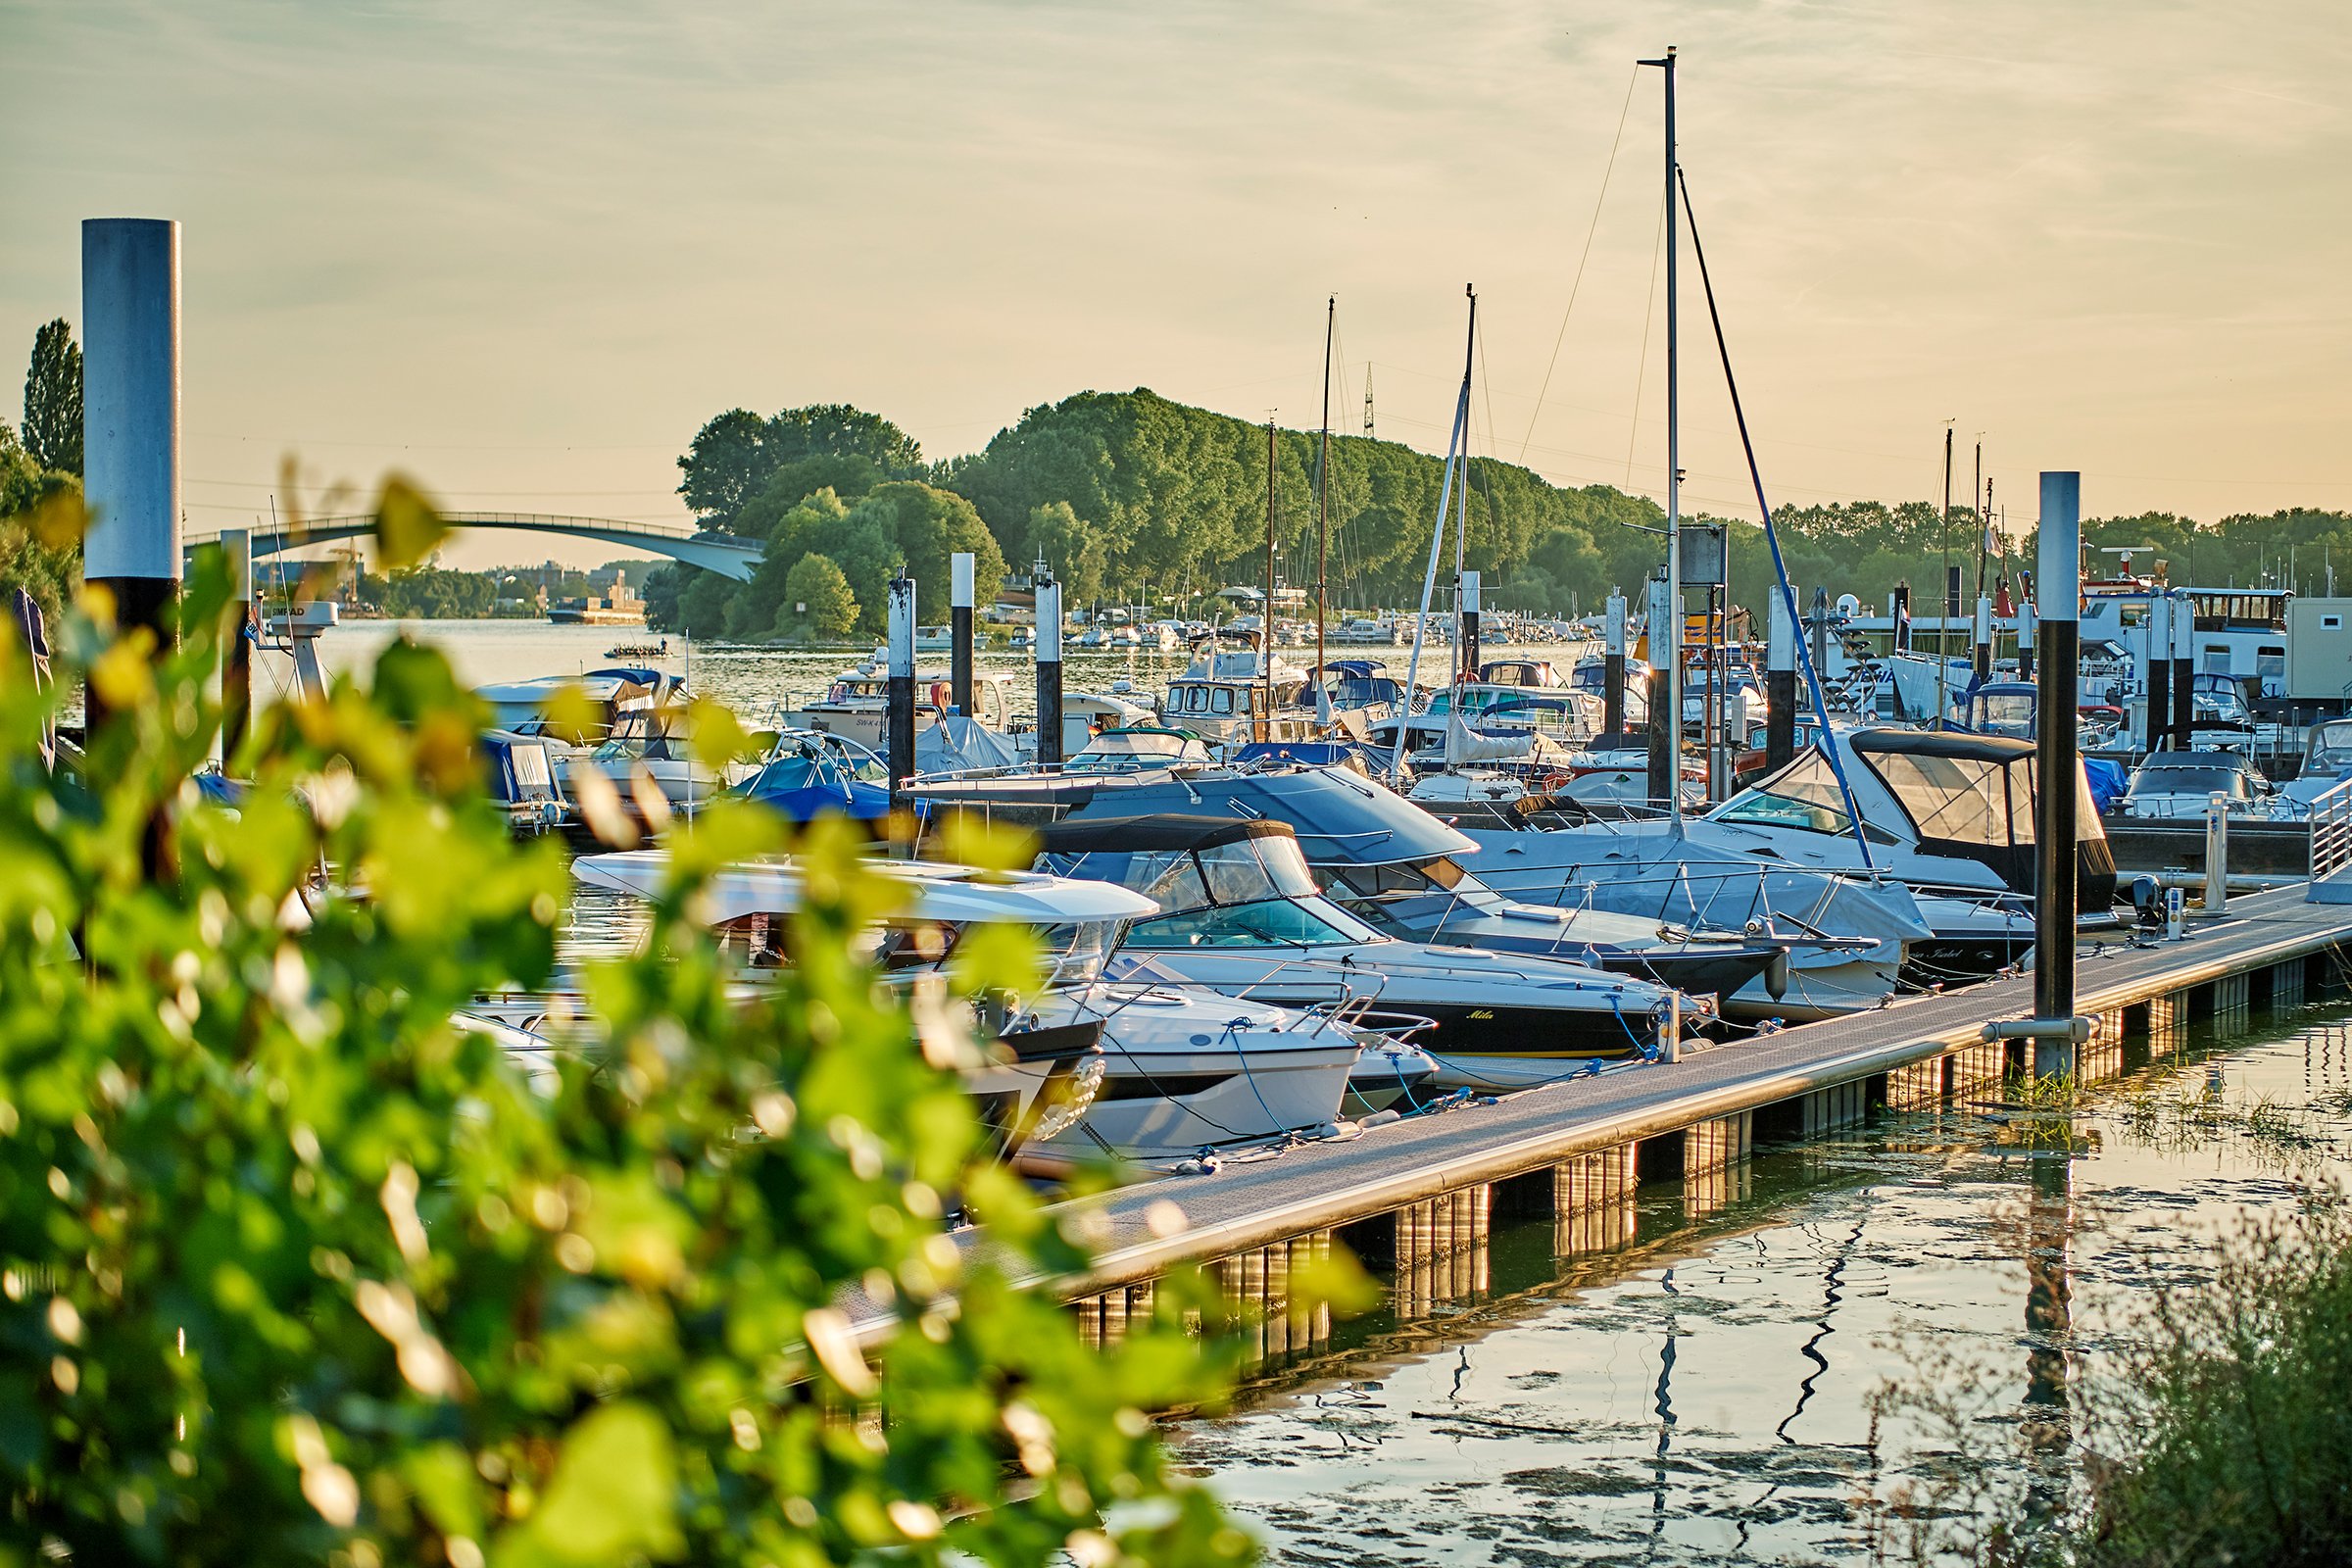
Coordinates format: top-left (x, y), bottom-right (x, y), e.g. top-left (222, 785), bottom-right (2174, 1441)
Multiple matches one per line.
top-left (5, 0), bottom-right (2347, 569)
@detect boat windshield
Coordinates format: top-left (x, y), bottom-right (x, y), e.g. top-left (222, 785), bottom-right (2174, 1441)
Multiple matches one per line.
top-left (1974, 691), bottom-right (2035, 738)
top-left (1861, 751), bottom-right (2016, 847)
top-left (1710, 751), bottom-right (1861, 837)
top-left (1040, 834), bottom-right (1323, 908)
top-left (2128, 764), bottom-right (2252, 801)
top-left (2308, 720), bottom-right (2352, 775)
top-left (1066, 730), bottom-right (1203, 773)
top-left (1034, 920), bottom-right (1118, 985)
top-left (1121, 896), bottom-right (1377, 950)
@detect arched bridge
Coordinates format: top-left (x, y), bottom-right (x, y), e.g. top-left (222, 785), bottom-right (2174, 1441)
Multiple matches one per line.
top-left (186, 513), bottom-right (764, 581)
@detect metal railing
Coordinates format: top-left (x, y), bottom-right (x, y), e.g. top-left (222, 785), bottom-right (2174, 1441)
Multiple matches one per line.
top-left (2309, 774), bottom-right (2352, 880)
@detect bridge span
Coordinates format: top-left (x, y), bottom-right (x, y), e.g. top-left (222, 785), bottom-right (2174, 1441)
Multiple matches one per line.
top-left (185, 513), bottom-right (763, 582)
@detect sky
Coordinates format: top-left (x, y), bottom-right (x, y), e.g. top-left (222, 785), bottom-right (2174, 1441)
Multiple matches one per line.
top-left (5, 0), bottom-right (2348, 571)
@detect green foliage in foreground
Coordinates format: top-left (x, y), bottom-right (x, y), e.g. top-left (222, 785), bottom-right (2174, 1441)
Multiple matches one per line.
top-left (0, 548), bottom-right (1257, 1564)
top-left (0, 417), bottom-right (79, 629)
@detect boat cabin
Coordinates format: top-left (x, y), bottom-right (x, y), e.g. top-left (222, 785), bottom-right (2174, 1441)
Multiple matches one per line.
top-left (1710, 728), bottom-right (2117, 909)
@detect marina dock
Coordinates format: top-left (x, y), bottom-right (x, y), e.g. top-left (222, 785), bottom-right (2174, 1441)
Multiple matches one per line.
top-left (967, 886), bottom-right (2352, 1353)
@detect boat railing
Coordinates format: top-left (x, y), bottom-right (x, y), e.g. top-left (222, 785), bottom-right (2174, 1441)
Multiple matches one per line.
top-left (2308, 774), bottom-right (2352, 880)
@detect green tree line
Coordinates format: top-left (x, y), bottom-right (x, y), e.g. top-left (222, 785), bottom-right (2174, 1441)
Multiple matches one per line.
top-left (654, 392), bottom-right (2352, 639)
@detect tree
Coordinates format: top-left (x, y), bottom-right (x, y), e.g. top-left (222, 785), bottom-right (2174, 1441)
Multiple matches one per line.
top-left (0, 416), bottom-right (82, 626)
top-left (0, 537), bottom-right (1265, 1565)
top-left (22, 318), bottom-right (81, 477)
top-left (1028, 501), bottom-right (1107, 604)
top-left (678, 406), bottom-right (923, 530)
top-left (780, 551), bottom-right (859, 640)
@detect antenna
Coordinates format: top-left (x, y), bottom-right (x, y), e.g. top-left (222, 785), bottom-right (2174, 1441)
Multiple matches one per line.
top-left (1362, 365), bottom-right (1376, 437)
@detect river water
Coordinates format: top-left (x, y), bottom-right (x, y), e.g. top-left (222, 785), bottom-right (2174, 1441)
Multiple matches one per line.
top-left (299, 615), bottom-right (1375, 724)
top-left (1172, 1004), bottom-right (2352, 1563)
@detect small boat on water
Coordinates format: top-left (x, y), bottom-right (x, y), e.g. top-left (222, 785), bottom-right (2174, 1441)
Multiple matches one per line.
top-left (603, 640), bottom-right (670, 661)
top-left (572, 849), bottom-right (1416, 1158)
top-left (1033, 814), bottom-right (1706, 1089)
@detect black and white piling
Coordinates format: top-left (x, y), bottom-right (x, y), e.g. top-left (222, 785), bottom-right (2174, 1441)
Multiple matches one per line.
top-left (2145, 589), bottom-right (2172, 755)
top-left (886, 574), bottom-right (916, 808)
top-left (1644, 574), bottom-right (1673, 808)
top-left (1603, 590), bottom-right (1628, 738)
top-left (1458, 570), bottom-right (1481, 677)
top-left (2171, 585), bottom-right (2194, 751)
top-left (221, 526), bottom-right (251, 759)
top-left (1035, 572), bottom-right (1064, 767)
top-left (950, 551), bottom-right (975, 716)
top-left (2018, 600), bottom-right (2037, 680)
top-left (1973, 592), bottom-right (1992, 681)
top-left (1890, 582), bottom-right (1912, 654)
top-left (80, 217), bottom-right (182, 708)
top-left (1766, 583), bottom-right (1795, 770)
top-left (2033, 471), bottom-right (2082, 1080)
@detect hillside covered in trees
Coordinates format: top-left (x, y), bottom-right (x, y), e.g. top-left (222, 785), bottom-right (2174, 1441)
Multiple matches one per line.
top-left (646, 391), bottom-right (2352, 638)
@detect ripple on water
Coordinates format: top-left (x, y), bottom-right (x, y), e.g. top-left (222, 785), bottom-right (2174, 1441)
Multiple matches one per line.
top-left (1175, 1006), bottom-right (2352, 1565)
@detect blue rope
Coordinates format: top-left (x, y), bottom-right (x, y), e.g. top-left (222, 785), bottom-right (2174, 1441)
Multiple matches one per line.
top-left (1676, 166), bottom-right (1876, 872)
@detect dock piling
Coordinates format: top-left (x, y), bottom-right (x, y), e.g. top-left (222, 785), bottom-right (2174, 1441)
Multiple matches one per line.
top-left (2205, 794), bottom-right (2230, 911)
top-left (81, 218), bottom-right (183, 715)
top-left (1766, 584), bottom-right (1795, 769)
top-left (1035, 572), bottom-right (1064, 767)
top-left (220, 526), bottom-right (251, 760)
top-left (886, 575), bottom-right (916, 807)
top-left (950, 551), bottom-right (975, 716)
top-left (1459, 569), bottom-right (1481, 677)
top-left (2172, 586), bottom-right (2195, 751)
top-left (2146, 591), bottom-right (2172, 754)
top-left (2034, 471), bottom-right (2082, 1081)
top-left (1645, 573), bottom-right (1673, 808)
top-left (1604, 590), bottom-right (1628, 738)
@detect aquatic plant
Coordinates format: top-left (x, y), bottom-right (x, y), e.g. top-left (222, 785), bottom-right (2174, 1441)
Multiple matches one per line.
top-left (2072, 1188), bottom-right (2352, 1565)
top-left (0, 494), bottom-right (1260, 1564)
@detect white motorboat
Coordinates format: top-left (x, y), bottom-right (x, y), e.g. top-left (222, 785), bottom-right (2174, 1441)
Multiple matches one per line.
top-left (2118, 751), bottom-right (2296, 821)
top-left (571, 850), bottom-right (1398, 1158)
top-left (1034, 814), bottom-right (1705, 1090)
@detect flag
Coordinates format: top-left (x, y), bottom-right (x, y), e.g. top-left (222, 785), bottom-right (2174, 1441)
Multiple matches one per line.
top-left (1984, 522), bottom-right (2004, 558)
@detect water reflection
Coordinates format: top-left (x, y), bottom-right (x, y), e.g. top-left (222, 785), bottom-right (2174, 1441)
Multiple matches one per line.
top-left (1177, 1006), bottom-right (2352, 1564)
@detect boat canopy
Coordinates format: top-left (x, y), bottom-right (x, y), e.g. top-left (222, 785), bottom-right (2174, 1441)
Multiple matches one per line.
top-left (1057, 765), bottom-right (1476, 867)
top-left (573, 849), bottom-right (1156, 926)
top-left (1038, 814), bottom-right (1290, 857)
top-left (1713, 726), bottom-right (2115, 907)
top-left (481, 729), bottom-right (565, 807)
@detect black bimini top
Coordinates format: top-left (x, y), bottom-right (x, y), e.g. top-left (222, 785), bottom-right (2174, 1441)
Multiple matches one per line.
top-left (1035, 814), bottom-right (1297, 857)
top-left (1849, 728), bottom-right (2034, 764)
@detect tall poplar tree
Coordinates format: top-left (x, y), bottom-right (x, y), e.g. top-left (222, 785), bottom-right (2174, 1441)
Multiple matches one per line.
top-left (23, 318), bottom-right (82, 477)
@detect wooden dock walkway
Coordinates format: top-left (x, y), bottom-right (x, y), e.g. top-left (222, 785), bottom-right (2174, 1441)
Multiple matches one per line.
top-left (1041, 886), bottom-right (2352, 1341)
top-left (844, 888), bottom-right (2352, 1355)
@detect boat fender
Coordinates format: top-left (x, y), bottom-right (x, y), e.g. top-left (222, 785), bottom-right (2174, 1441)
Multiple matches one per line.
top-left (1765, 950), bottom-right (1791, 1001)
top-left (1171, 1152), bottom-right (1222, 1177)
top-left (1356, 1109), bottom-right (1403, 1130)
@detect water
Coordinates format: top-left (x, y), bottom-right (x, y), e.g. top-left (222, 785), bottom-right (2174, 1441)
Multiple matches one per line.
top-left (1172, 1007), bottom-right (2352, 1564)
top-left (301, 615), bottom-right (1295, 725)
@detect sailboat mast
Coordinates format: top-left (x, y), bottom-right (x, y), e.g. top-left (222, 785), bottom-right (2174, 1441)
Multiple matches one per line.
top-left (1973, 438), bottom-right (1989, 609)
top-left (1939, 423), bottom-right (1953, 720)
top-left (1263, 415), bottom-right (1277, 743)
top-left (1318, 295), bottom-right (1334, 696)
top-left (1639, 44), bottom-right (1682, 826)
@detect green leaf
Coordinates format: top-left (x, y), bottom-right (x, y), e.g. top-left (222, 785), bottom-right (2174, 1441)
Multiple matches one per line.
top-left (508, 1401), bottom-right (681, 1564)
top-left (373, 473), bottom-right (449, 571)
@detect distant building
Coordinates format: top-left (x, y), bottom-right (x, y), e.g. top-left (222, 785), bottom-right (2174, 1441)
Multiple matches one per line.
top-left (547, 567), bottom-right (647, 626)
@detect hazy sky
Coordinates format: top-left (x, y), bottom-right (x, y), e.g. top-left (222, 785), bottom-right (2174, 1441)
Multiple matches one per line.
top-left (6, 0), bottom-right (2348, 570)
